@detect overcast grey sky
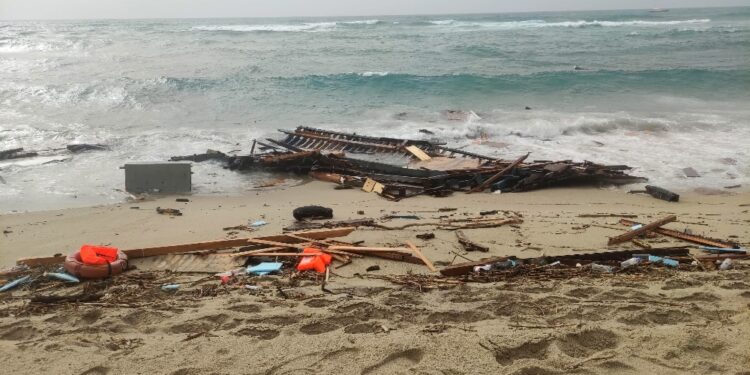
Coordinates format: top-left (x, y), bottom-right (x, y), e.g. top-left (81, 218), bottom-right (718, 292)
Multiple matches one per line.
top-left (1, 0), bottom-right (749, 20)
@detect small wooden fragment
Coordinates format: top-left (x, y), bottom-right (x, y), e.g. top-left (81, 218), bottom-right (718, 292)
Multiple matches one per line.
top-left (455, 230), bottom-right (489, 252)
top-left (608, 215), bottom-right (677, 245)
top-left (404, 145), bottom-right (431, 161)
top-left (631, 239), bottom-right (652, 249)
top-left (405, 241), bottom-right (437, 272)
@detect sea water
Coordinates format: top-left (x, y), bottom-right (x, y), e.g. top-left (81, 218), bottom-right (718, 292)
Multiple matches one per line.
top-left (1, 7), bottom-right (749, 212)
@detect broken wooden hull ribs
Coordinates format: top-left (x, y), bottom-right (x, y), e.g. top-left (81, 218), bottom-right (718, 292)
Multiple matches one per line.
top-left (171, 126), bottom-right (646, 199)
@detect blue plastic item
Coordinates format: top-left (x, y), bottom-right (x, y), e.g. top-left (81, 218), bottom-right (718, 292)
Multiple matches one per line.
top-left (247, 262), bottom-right (283, 276)
top-left (0, 275), bottom-right (31, 292)
top-left (700, 246), bottom-right (746, 254)
top-left (249, 220), bottom-right (268, 228)
top-left (44, 272), bottom-right (80, 283)
top-left (649, 255), bottom-right (678, 267)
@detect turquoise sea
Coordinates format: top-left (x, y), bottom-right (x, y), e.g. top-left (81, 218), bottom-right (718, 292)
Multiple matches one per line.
top-left (1, 7), bottom-right (749, 211)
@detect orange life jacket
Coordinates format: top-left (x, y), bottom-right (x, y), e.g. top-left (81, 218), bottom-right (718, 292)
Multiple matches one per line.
top-left (296, 247), bottom-right (332, 273)
top-left (80, 245), bottom-right (119, 265)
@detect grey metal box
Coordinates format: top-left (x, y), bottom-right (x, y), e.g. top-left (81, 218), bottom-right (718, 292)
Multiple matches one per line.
top-left (124, 163), bottom-right (191, 194)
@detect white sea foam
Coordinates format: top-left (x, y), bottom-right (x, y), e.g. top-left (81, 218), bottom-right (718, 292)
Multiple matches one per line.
top-left (429, 18), bottom-right (712, 30)
top-left (192, 22), bottom-right (337, 33)
top-left (360, 71), bottom-right (389, 77)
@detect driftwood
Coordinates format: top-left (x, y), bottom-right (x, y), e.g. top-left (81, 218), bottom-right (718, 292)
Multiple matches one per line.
top-left (455, 230), bottom-right (489, 252)
top-left (619, 219), bottom-right (737, 248)
top-left (607, 215), bottom-right (676, 245)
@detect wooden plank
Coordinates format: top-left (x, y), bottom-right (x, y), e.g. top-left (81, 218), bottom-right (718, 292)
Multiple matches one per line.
top-left (455, 230), bottom-right (489, 252)
top-left (607, 215), bottom-right (677, 245)
top-left (404, 145), bottom-right (431, 161)
top-left (405, 241), bottom-right (437, 272)
top-left (327, 245), bottom-right (412, 253)
top-left (619, 219), bottom-right (736, 248)
top-left (468, 153), bottom-right (529, 193)
top-left (16, 227), bottom-right (355, 267)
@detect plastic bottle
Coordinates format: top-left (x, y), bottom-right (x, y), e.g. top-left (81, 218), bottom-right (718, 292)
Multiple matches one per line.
top-left (719, 258), bottom-right (733, 270)
top-left (620, 257), bottom-right (641, 269)
top-left (591, 263), bottom-right (614, 273)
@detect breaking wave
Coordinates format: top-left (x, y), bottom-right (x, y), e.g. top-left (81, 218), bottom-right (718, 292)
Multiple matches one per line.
top-left (424, 18), bottom-right (713, 29)
top-left (192, 19), bottom-right (387, 33)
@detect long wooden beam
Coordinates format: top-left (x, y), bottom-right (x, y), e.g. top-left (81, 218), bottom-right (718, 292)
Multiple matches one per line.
top-left (16, 227), bottom-right (355, 267)
top-left (618, 219), bottom-right (736, 248)
top-left (607, 215), bottom-right (676, 245)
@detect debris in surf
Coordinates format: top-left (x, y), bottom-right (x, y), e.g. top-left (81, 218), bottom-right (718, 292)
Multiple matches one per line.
top-left (170, 127), bottom-right (647, 201)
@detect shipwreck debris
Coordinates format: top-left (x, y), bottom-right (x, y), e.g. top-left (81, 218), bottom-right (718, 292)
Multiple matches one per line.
top-left (169, 127), bottom-right (646, 200)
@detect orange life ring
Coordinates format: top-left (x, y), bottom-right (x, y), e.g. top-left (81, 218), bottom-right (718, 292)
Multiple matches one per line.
top-left (64, 250), bottom-right (128, 279)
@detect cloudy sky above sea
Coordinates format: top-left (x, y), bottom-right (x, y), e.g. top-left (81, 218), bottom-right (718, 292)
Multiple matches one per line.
top-left (1, 0), bottom-right (749, 20)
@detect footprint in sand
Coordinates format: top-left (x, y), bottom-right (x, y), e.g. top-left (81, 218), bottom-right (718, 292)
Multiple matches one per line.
top-left (234, 326), bottom-right (280, 340)
top-left (361, 348), bottom-right (424, 375)
top-left (79, 366), bottom-right (110, 375)
top-left (304, 298), bottom-right (334, 308)
top-left (509, 365), bottom-right (560, 375)
top-left (226, 303), bottom-right (263, 313)
top-left (299, 321), bottom-right (340, 335)
top-left (494, 339), bottom-right (551, 365)
top-left (555, 328), bottom-right (619, 358)
top-left (343, 322), bottom-right (383, 334)
top-left (0, 323), bottom-right (39, 341)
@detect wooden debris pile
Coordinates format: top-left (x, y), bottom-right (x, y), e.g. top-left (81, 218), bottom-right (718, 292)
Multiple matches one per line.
top-left (170, 126), bottom-right (647, 200)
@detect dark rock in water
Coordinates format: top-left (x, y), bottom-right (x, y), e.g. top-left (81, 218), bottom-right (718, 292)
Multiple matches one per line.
top-left (525, 106), bottom-right (532, 110)
top-left (419, 129), bottom-right (435, 135)
top-left (0, 148), bottom-right (38, 160)
top-left (293, 205), bottom-right (333, 221)
top-left (66, 144), bottom-right (108, 153)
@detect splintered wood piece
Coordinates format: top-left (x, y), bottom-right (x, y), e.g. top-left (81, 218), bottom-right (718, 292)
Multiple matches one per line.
top-left (404, 145), bottom-right (431, 161)
top-left (607, 215), bottom-right (676, 245)
top-left (405, 241), bottom-right (437, 272)
top-left (326, 245), bottom-right (412, 253)
top-left (455, 230), bottom-right (489, 252)
top-left (362, 178), bottom-right (385, 194)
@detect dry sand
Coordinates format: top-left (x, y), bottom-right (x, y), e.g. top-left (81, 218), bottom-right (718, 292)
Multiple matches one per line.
top-left (1, 182), bottom-right (749, 374)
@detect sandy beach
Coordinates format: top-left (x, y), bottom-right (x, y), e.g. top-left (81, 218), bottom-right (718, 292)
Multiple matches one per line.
top-left (1, 183), bottom-right (749, 374)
